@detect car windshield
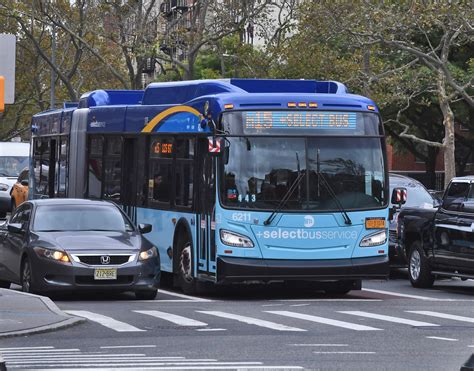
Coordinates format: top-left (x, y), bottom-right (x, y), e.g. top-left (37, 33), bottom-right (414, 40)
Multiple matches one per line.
top-left (221, 137), bottom-right (386, 211)
top-left (33, 205), bottom-right (134, 232)
top-left (0, 156), bottom-right (29, 177)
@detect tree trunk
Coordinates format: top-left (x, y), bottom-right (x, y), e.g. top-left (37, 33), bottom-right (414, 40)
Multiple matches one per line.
top-left (437, 71), bottom-right (456, 188)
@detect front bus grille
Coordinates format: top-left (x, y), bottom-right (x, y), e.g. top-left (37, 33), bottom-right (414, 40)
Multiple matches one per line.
top-left (75, 255), bottom-right (133, 266)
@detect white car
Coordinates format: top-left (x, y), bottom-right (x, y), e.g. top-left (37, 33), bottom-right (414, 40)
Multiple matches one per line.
top-left (0, 142), bottom-right (30, 218)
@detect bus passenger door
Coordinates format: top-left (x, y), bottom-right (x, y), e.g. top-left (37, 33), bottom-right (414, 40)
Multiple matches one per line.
top-left (197, 140), bottom-right (217, 277)
top-left (121, 138), bottom-right (140, 223)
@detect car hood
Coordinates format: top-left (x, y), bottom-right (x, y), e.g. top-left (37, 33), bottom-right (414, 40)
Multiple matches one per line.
top-left (32, 231), bottom-right (142, 252)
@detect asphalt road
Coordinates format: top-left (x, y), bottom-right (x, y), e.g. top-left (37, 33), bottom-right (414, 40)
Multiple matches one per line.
top-left (1, 270), bottom-right (474, 371)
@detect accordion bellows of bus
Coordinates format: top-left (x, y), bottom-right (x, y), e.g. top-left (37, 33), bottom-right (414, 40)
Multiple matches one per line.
top-left (30, 78), bottom-right (389, 295)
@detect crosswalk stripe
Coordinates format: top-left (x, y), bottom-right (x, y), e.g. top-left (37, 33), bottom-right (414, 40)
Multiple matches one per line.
top-left (6, 359), bottom-right (218, 364)
top-left (134, 310), bottom-right (208, 327)
top-left (197, 311), bottom-right (306, 332)
top-left (16, 367), bottom-right (303, 371)
top-left (64, 310), bottom-right (145, 332)
top-left (4, 361), bottom-right (265, 368)
top-left (407, 311), bottom-right (474, 323)
top-left (266, 311), bottom-right (381, 331)
top-left (340, 311), bottom-right (439, 327)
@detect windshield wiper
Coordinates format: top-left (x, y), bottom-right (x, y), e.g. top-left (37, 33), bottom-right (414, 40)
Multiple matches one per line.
top-left (263, 171), bottom-right (306, 226)
top-left (316, 149), bottom-right (352, 225)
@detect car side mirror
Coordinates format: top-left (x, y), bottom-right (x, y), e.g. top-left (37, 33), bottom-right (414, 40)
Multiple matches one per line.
top-left (20, 180), bottom-right (28, 186)
top-left (139, 223), bottom-right (152, 234)
top-left (7, 223), bottom-right (23, 233)
top-left (391, 187), bottom-right (407, 208)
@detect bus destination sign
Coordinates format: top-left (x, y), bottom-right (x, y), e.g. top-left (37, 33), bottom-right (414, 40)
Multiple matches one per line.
top-left (244, 111), bottom-right (357, 130)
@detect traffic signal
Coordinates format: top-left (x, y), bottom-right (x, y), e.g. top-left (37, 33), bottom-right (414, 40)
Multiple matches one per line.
top-left (0, 76), bottom-right (4, 112)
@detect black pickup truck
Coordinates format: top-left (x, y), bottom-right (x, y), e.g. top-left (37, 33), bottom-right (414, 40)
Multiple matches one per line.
top-left (397, 176), bottom-right (474, 288)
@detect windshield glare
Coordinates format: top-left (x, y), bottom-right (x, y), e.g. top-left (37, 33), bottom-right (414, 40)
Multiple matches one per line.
top-left (0, 156), bottom-right (29, 177)
top-left (33, 205), bottom-right (134, 232)
top-left (222, 137), bottom-right (386, 211)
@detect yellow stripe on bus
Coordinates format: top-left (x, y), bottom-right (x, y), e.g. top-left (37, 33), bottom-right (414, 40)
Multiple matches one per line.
top-left (141, 105), bottom-right (203, 133)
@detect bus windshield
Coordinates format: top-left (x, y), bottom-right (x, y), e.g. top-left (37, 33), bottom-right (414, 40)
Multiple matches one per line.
top-left (0, 156), bottom-right (29, 177)
top-left (221, 136), bottom-right (386, 211)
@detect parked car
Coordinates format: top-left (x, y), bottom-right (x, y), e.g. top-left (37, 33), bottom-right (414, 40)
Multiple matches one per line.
top-left (388, 174), bottom-right (439, 266)
top-left (10, 168), bottom-right (29, 211)
top-left (0, 142), bottom-right (29, 218)
top-left (398, 176), bottom-right (474, 288)
top-left (0, 199), bottom-right (160, 299)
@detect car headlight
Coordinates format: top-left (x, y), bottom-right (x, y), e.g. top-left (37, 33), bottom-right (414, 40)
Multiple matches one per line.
top-left (360, 230), bottom-right (387, 247)
top-left (0, 183), bottom-right (9, 191)
top-left (139, 247), bottom-right (157, 261)
top-left (220, 229), bottom-right (254, 248)
top-left (33, 247), bottom-right (71, 263)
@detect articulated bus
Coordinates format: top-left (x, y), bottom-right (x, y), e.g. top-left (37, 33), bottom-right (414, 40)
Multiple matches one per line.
top-left (30, 79), bottom-right (389, 294)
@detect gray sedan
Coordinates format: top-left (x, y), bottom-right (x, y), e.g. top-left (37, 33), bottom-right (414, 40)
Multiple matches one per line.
top-left (0, 199), bottom-right (160, 300)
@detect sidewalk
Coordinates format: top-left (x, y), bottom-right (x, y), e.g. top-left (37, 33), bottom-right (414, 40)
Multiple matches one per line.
top-left (0, 288), bottom-right (84, 338)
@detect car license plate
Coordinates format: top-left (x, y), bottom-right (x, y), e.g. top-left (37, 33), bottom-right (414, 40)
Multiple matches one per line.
top-left (94, 268), bottom-right (117, 280)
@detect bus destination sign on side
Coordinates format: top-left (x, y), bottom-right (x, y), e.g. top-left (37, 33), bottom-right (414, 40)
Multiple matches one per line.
top-left (244, 111), bottom-right (357, 130)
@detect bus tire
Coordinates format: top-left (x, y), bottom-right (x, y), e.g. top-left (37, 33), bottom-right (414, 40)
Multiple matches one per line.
top-left (177, 234), bottom-right (197, 295)
top-left (408, 241), bottom-right (434, 288)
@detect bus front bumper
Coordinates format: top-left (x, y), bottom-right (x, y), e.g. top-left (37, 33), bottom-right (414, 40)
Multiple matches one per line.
top-left (216, 255), bottom-right (389, 284)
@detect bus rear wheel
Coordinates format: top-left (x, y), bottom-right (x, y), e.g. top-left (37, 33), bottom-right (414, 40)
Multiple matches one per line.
top-left (178, 236), bottom-right (197, 295)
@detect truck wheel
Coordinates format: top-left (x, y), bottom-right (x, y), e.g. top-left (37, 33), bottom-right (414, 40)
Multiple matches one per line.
top-left (178, 235), bottom-right (197, 295)
top-left (408, 241), bottom-right (434, 288)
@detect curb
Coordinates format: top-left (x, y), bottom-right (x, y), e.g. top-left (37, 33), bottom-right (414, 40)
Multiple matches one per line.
top-left (0, 289), bottom-right (85, 338)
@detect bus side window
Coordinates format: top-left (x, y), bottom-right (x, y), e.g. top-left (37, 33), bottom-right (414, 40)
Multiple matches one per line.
top-left (175, 138), bottom-right (194, 209)
top-left (87, 136), bottom-right (104, 199)
top-left (148, 136), bottom-right (174, 209)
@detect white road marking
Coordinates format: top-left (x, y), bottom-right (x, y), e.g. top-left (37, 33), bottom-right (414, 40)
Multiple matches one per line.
top-left (0, 349), bottom-right (80, 354)
top-left (5, 361), bottom-right (264, 368)
top-left (7, 359), bottom-right (218, 364)
top-left (426, 336), bottom-right (458, 342)
top-left (64, 310), bottom-right (145, 332)
top-left (197, 311), bottom-right (306, 332)
top-left (290, 344), bottom-right (348, 347)
top-left (196, 328), bottom-right (227, 332)
top-left (261, 304), bottom-right (284, 307)
top-left (134, 310), bottom-right (208, 327)
top-left (340, 311), bottom-right (439, 327)
top-left (100, 345), bottom-right (156, 349)
top-left (407, 311), bottom-right (474, 323)
top-left (290, 304), bottom-right (310, 307)
top-left (0, 347), bottom-right (54, 351)
top-left (362, 288), bottom-right (473, 301)
top-left (313, 352), bottom-right (377, 354)
top-left (27, 367), bottom-right (303, 370)
top-left (267, 311), bottom-right (382, 331)
top-left (272, 299), bottom-right (382, 302)
top-left (158, 289), bottom-right (212, 302)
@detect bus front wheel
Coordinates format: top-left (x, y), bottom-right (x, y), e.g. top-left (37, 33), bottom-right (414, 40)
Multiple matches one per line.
top-left (178, 236), bottom-right (197, 295)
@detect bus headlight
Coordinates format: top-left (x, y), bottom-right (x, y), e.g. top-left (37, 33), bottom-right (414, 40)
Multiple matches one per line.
top-left (360, 230), bottom-right (387, 247)
top-left (220, 230), bottom-right (254, 248)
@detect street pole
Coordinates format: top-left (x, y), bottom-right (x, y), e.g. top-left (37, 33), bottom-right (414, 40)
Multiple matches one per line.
top-left (50, 24), bottom-right (56, 109)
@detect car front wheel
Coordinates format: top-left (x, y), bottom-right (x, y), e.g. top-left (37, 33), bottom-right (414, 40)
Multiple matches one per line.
top-left (408, 241), bottom-right (434, 288)
top-left (21, 258), bottom-right (34, 293)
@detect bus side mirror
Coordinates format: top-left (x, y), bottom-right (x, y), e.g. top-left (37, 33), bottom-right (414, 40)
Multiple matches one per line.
top-left (391, 187), bottom-right (407, 207)
top-left (223, 146), bottom-right (229, 164)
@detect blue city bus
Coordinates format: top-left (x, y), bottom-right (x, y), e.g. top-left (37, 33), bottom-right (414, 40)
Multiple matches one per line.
top-left (30, 79), bottom-right (389, 294)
